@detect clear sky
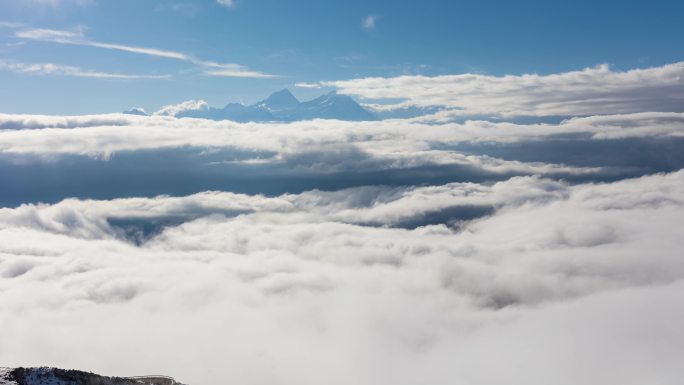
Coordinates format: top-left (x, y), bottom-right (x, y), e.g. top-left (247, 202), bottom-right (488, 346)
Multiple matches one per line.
top-left (1, 0), bottom-right (683, 114)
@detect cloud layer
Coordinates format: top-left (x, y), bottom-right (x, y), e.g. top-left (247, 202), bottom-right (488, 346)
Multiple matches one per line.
top-left (2, 56), bottom-right (684, 385)
top-left (2, 111), bottom-right (683, 155)
top-left (303, 61), bottom-right (684, 117)
top-left (1, 171), bottom-right (683, 385)
top-left (1, 111), bottom-right (683, 205)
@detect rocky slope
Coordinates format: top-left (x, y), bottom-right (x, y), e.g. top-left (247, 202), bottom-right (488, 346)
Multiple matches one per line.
top-left (0, 368), bottom-right (184, 385)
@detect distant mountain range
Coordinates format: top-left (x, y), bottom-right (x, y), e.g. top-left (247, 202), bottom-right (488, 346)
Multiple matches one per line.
top-left (124, 89), bottom-right (434, 122)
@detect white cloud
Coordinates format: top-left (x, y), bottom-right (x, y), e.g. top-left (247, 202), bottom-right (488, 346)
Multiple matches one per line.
top-left (0, 113), bottom-right (144, 130)
top-left (14, 27), bottom-right (276, 78)
top-left (15, 28), bottom-right (85, 44)
top-left (306, 61), bottom-right (684, 117)
top-left (0, 111), bottom-right (682, 157)
top-left (362, 15), bottom-right (378, 30)
top-left (216, 0), bottom-right (235, 7)
top-left (15, 28), bottom-right (187, 60)
top-left (0, 60), bottom-right (171, 80)
top-left (3, 110), bottom-right (682, 209)
top-left (0, 171), bottom-right (683, 385)
top-left (0, 111), bottom-right (629, 179)
top-left (154, 100), bottom-right (210, 117)
top-left (202, 62), bottom-right (278, 78)
top-left (0, 21), bottom-right (25, 29)
top-left (293, 82), bottom-right (322, 88)
top-left (20, 0), bottom-right (91, 6)
top-left (154, 2), bottom-right (201, 15)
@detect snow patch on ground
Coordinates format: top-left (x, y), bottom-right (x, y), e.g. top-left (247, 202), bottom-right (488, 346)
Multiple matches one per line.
top-left (0, 368), bottom-right (16, 385)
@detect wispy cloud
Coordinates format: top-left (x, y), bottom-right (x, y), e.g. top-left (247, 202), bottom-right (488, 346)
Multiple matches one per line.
top-left (294, 82), bottom-right (322, 88)
top-left (14, 27), bottom-right (277, 78)
top-left (0, 60), bottom-right (171, 79)
top-left (362, 15), bottom-right (379, 30)
top-left (21, 0), bottom-right (91, 6)
top-left (154, 3), bottom-right (201, 16)
top-left (216, 0), bottom-right (236, 7)
top-left (0, 21), bottom-right (25, 29)
top-left (203, 66), bottom-right (278, 78)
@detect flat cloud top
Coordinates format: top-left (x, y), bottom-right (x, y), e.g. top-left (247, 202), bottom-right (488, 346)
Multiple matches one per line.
top-left (2, 109), bottom-right (684, 205)
top-left (0, 112), bottom-right (682, 175)
top-left (1, 171), bottom-right (683, 385)
top-left (312, 61), bottom-right (684, 117)
top-left (2, 111), bottom-right (683, 155)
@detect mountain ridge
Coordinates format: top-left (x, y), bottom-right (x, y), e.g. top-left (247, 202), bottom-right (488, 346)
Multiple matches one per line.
top-left (126, 88), bottom-right (380, 122)
top-left (1, 367), bottom-right (185, 385)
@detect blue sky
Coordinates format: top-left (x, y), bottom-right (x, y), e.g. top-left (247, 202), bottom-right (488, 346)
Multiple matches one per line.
top-left (1, 0), bottom-right (683, 114)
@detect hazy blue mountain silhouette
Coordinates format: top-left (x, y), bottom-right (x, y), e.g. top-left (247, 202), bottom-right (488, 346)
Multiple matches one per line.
top-left (136, 89), bottom-right (380, 122)
top-left (255, 88), bottom-right (301, 117)
top-left (122, 107), bottom-right (149, 116)
top-left (179, 103), bottom-right (275, 121)
top-left (285, 91), bottom-right (377, 121)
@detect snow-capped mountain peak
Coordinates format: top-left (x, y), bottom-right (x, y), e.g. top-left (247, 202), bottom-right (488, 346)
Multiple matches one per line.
top-left (256, 88), bottom-right (300, 111)
top-left (128, 89), bottom-right (379, 122)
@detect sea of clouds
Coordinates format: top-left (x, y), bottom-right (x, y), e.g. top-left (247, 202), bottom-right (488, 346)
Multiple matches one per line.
top-left (1, 62), bottom-right (684, 385)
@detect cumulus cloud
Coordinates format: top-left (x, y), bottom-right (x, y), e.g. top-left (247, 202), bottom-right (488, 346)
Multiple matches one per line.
top-left (303, 61), bottom-right (684, 117)
top-left (14, 27), bottom-right (276, 78)
top-left (362, 15), bottom-right (379, 30)
top-left (0, 171), bottom-right (683, 385)
top-left (153, 100), bottom-right (210, 117)
top-left (0, 60), bottom-right (171, 80)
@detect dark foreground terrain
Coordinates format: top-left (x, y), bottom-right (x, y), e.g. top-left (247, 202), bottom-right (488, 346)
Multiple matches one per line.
top-left (0, 368), bottom-right (183, 385)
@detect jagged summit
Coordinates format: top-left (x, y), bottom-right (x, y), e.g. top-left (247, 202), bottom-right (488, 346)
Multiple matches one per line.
top-left (288, 91), bottom-right (377, 121)
top-left (0, 367), bottom-right (185, 385)
top-left (127, 88), bottom-right (380, 122)
top-left (257, 88), bottom-right (300, 112)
